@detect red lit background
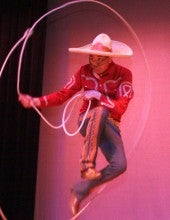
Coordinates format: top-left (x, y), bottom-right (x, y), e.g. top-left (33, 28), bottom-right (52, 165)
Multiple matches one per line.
top-left (34, 0), bottom-right (170, 219)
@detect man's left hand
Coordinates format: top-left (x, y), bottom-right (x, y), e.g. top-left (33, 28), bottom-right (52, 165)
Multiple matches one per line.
top-left (84, 90), bottom-right (101, 100)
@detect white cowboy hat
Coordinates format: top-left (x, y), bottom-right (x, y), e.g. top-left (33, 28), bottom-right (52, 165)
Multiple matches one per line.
top-left (69, 33), bottom-right (133, 57)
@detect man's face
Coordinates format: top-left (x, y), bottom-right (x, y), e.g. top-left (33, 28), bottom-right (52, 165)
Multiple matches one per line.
top-left (89, 55), bottom-right (112, 75)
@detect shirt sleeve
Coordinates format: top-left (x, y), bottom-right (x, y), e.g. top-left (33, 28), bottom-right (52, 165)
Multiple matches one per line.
top-left (100, 68), bottom-right (134, 119)
top-left (39, 70), bottom-right (82, 108)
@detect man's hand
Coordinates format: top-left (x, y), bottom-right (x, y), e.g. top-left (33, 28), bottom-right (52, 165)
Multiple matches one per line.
top-left (84, 90), bottom-right (101, 100)
top-left (18, 94), bottom-right (40, 108)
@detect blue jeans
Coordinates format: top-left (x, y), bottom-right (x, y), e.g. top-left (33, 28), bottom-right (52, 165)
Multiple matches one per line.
top-left (71, 107), bottom-right (127, 201)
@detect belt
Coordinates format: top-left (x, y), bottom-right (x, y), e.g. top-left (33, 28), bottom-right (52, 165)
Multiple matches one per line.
top-left (79, 109), bottom-right (120, 127)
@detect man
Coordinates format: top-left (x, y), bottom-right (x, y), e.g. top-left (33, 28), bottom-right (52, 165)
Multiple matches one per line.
top-left (19, 33), bottom-right (133, 216)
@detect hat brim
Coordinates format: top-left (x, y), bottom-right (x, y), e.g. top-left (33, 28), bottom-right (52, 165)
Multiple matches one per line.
top-left (69, 40), bottom-right (133, 57)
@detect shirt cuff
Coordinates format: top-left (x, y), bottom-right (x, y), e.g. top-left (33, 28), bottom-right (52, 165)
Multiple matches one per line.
top-left (39, 96), bottom-right (48, 108)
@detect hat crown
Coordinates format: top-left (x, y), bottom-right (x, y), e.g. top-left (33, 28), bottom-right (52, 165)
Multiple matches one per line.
top-left (92, 33), bottom-right (112, 51)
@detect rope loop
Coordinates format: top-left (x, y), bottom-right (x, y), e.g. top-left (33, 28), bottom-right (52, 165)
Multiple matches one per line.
top-left (0, 0), bottom-right (151, 141)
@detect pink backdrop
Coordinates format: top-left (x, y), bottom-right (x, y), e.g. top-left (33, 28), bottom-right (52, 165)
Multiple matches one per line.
top-left (34, 0), bottom-right (170, 219)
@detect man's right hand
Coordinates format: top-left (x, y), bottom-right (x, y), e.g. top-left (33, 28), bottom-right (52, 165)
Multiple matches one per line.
top-left (18, 93), bottom-right (41, 108)
top-left (18, 93), bottom-right (33, 108)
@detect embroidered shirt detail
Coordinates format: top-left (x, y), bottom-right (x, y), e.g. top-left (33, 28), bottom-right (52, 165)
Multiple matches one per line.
top-left (64, 75), bottom-right (76, 89)
top-left (43, 96), bottom-right (48, 106)
top-left (119, 82), bottom-right (133, 98)
top-left (82, 74), bottom-right (99, 90)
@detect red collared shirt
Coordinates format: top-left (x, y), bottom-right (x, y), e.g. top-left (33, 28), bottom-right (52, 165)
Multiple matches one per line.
top-left (39, 62), bottom-right (133, 121)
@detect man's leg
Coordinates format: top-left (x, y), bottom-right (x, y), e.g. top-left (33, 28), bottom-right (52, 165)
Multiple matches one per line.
top-left (70, 119), bottom-right (127, 215)
top-left (79, 107), bottom-right (109, 180)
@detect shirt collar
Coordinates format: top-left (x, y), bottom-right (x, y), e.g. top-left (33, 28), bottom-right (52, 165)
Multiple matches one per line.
top-left (93, 62), bottom-right (116, 79)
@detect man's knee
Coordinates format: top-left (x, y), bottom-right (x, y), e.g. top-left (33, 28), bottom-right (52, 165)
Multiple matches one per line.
top-left (110, 160), bottom-right (127, 176)
top-left (119, 161), bottom-right (127, 173)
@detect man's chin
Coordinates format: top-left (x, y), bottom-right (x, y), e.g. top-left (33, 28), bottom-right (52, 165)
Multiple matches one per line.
top-left (92, 67), bottom-right (103, 74)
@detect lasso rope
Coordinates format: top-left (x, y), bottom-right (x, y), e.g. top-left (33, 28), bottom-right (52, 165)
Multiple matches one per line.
top-left (0, 0), bottom-right (151, 149)
top-left (31, 93), bottom-right (91, 136)
top-left (0, 1), bottom-right (151, 218)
